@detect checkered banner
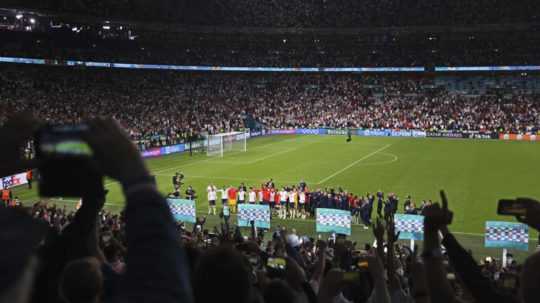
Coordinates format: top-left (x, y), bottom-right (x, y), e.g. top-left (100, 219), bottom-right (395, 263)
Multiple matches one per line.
top-left (316, 208), bottom-right (351, 236)
top-left (394, 214), bottom-right (424, 241)
top-left (238, 204), bottom-right (271, 229)
top-left (167, 198), bottom-right (196, 223)
top-left (485, 221), bottom-right (529, 251)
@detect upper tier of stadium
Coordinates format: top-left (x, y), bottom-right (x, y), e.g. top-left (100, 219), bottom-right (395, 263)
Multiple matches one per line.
top-left (2, 0), bottom-right (539, 27)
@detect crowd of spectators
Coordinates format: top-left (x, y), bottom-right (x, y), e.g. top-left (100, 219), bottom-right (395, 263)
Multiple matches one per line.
top-left (2, 97), bottom-right (540, 303)
top-left (1, 66), bottom-right (539, 149)
top-left (4, 180), bottom-right (536, 303)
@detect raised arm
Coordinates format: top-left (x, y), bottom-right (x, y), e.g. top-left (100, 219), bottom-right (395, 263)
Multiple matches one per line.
top-left (421, 191), bottom-right (456, 303)
top-left (86, 118), bottom-right (193, 303)
top-left (441, 227), bottom-right (517, 303)
top-left (61, 179), bottom-right (106, 262)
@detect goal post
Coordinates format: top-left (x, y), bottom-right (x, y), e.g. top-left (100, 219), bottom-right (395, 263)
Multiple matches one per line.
top-left (206, 131), bottom-right (248, 157)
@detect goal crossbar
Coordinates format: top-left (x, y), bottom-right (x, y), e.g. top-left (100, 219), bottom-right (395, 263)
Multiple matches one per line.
top-left (206, 131), bottom-right (248, 157)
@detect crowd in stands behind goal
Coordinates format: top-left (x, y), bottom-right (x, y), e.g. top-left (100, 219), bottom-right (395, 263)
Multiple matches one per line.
top-left (1, 66), bottom-right (539, 152)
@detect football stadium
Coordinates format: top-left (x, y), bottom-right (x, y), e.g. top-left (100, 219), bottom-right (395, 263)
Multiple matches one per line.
top-left (11, 134), bottom-right (540, 258)
top-left (1, 2), bottom-right (540, 303)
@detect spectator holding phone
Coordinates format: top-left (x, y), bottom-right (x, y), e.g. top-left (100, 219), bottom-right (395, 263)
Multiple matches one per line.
top-left (0, 116), bottom-right (195, 303)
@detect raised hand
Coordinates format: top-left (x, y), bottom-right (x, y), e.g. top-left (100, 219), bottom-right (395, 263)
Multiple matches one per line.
top-left (423, 190), bottom-right (454, 231)
top-left (372, 218), bottom-right (385, 260)
top-left (372, 218), bottom-right (385, 243)
top-left (386, 215), bottom-right (400, 245)
top-left (84, 118), bottom-right (149, 183)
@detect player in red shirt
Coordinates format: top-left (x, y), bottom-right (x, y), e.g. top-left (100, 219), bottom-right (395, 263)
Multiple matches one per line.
top-left (274, 189), bottom-right (281, 218)
top-left (262, 186), bottom-right (271, 206)
top-left (228, 186), bottom-right (238, 213)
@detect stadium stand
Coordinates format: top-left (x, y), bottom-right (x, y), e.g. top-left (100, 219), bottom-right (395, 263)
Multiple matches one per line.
top-left (1, 66), bottom-right (539, 145)
top-left (1, 2), bottom-right (540, 303)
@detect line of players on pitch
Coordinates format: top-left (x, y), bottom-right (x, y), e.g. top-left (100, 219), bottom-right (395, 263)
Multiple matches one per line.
top-left (171, 173), bottom-right (433, 227)
top-left (205, 179), bottom-right (312, 220)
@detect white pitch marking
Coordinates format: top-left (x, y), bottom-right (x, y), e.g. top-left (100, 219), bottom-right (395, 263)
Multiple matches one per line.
top-left (316, 144), bottom-right (392, 184)
top-left (238, 148), bottom-right (298, 165)
top-left (356, 152), bottom-right (399, 166)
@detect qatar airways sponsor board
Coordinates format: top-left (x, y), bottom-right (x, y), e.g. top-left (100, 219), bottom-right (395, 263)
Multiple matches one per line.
top-left (426, 131), bottom-right (466, 138)
top-left (427, 131), bottom-right (497, 139)
top-left (0, 172), bottom-right (28, 190)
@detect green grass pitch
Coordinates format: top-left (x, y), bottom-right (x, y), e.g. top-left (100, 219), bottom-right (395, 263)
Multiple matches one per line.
top-left (13, 135), bottom-right (540, 260)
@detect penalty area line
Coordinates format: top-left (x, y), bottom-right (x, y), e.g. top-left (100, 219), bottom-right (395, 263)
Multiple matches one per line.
top-left (316, 144), bottom-right (392, 184)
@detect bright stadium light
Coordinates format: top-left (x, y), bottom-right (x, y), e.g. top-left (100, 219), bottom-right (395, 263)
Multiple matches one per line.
top-left (102, 25), bottom-right (111, 30)
top-left (29, 18), bottom-right (36, 24)
top-left (15, 14), bottom-right (23, 20)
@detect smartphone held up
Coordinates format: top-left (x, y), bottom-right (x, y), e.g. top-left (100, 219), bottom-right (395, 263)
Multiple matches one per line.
top-left (497, 199), bottom-right (527, 216)
top-left (35, 124), bottom-right (101, 197)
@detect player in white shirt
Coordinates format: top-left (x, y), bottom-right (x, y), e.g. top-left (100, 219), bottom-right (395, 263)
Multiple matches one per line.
top-left (299, 190), bottom-right (307, 219)
top-left (219, 186), bottom-right (228, 206)
top-left (269, 188), bottom-right (276, 208)
top-left (238, 188), bottom-right (246, 205)
top-left (258, 185), bottom-right (264, 203)
top-left (248, 187), bottom-right (257, 204)
top-left (288, 188), bottom-right (298, 219)
top-left (279, 188), bottom-right (288, 219)
top-left (207, 184), bottom-right (217, 215)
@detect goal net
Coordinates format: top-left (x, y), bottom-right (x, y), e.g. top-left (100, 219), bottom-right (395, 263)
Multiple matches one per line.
top-left (206, 131), bottom-right (248, 157)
